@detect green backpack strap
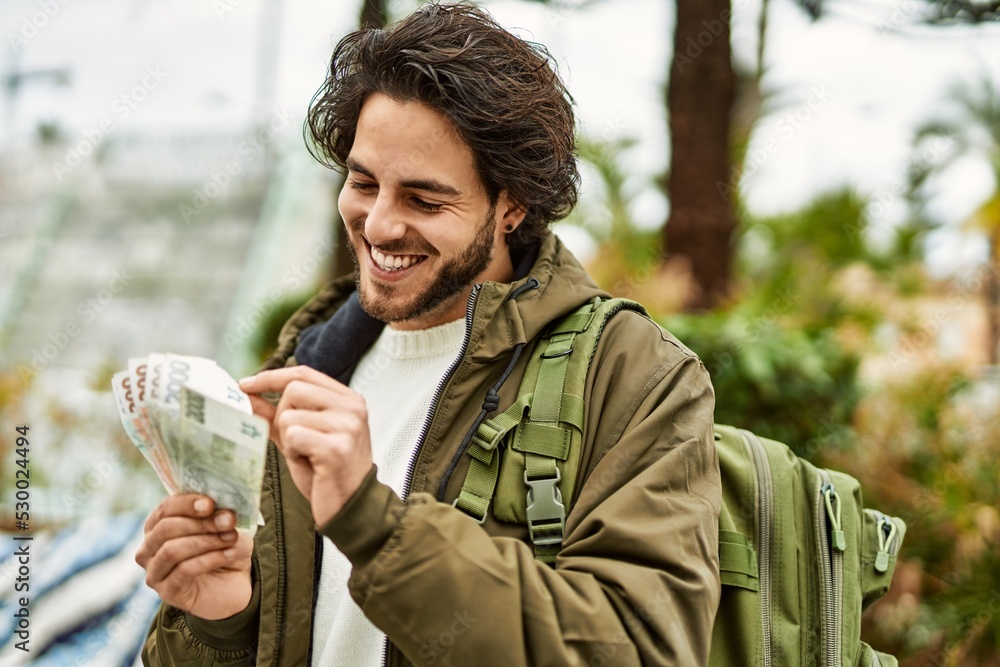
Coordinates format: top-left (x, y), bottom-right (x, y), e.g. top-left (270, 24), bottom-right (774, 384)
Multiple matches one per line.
top-left (453, 296), bottom-right (647, 563)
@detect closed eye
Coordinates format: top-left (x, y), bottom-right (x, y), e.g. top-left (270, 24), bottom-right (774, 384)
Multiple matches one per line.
top-left (412, 197), bottom-right (443, 212)
top-left (349, 179), bottom-right (376, 193)
top-left (349, 178), bottom-right (442, 212)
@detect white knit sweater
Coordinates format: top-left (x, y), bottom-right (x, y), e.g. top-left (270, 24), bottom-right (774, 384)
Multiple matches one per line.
top-left (311, 317), bottom-right (466, 666)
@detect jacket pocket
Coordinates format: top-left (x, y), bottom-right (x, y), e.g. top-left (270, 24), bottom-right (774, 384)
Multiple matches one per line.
top-left (860, 509), bottom-right (906, 611)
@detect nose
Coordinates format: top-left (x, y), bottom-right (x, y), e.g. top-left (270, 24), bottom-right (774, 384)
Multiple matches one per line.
top-left (363, 191), bottom-right (408, 247)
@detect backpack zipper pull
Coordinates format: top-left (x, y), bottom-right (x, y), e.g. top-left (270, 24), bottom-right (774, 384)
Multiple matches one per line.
top-left (823, 483), bottom-right (846, 552)
top-left (875, 513), bottom-right (898, 573)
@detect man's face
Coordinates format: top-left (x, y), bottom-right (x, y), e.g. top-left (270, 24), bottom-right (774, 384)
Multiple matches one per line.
top-left (340, 93), bottom-right (521, 330)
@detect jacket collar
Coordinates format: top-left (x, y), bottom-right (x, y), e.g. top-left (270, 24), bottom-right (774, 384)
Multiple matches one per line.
top-left (263, 231), bottom-right (608, 379)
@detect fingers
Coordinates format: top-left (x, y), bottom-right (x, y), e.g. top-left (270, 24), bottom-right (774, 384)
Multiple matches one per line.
top-left (151, 532), bottom-right (253, 610)
top-left (281, 423), bottom-right (339, 461)
top-left (142, 532), bottom-right (239, 586)
top-left (143, 494), bottom-right (215, 534)
top-left (137, 510), bottom-right (237, 567)
top-left (155, 537), bottom-right (251, 596)
top-left (275, 408), bottom-right (361, 436)
top-left (248, 394), bottom-right (276, 422)
top-left (239, 366), bottom-right (349, 396)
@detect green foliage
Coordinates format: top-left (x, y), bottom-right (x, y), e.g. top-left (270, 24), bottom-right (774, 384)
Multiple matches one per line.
top-left (561, 135), bottom-right (656, 266)
top-left (662, 308), bottom-right (861, 457)
top-left (739, 188), bottom-right (926, 307)
top-left (249, 293), bottom-right (313, 365)
top-left (827, 367), bottom-right (1000, 666)
top-left (742, 188), bottom-right (874, 274)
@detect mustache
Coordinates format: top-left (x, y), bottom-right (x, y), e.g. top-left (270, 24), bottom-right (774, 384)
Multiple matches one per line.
top-left (365, 237), bottom-right (434, 256)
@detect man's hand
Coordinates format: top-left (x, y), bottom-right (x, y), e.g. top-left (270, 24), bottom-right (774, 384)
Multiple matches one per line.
top-left (135, 495), bottom-right (253, 620)
top-left (239, 366), bottom-right (374, 527)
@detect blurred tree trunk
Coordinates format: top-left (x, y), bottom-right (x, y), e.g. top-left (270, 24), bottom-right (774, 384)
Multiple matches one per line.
top-left (329, 0), bottom-right (390, 280)
top-left (663, 0), bottom-right (737, 310)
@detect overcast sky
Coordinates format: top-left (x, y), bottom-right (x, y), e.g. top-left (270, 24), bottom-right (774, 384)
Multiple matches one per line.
top-left (3, 0), bottom-right (999, 273)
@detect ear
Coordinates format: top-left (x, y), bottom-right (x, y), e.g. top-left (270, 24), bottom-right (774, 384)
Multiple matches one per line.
top-left (494, 191), bottom-right (527, 236)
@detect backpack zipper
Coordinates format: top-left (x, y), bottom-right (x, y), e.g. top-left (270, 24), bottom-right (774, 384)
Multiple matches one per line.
top-left (869, 509), bottom-right (900, 573)
top-left (741, 430), bottom-right (774, 667)
top-left (818, 470), bottom-right (844, 667)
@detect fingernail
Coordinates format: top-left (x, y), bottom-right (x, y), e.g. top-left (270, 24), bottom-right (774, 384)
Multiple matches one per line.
top-left (223, 548), bottom-right (237, 558)
top-left (221, 531), bottom-right (237, 542)
top-left (194, 499), bottom-right (209, 514)
top-left (215, 513), bottom-right (233, 528)
top-left (238, 375), bottom-right (256, 387)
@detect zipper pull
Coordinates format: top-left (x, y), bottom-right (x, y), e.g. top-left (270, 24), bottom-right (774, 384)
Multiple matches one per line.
top-left (823, 483), bottom-right (846, 552)
top-left (875, 514), bottom-right (898, 573)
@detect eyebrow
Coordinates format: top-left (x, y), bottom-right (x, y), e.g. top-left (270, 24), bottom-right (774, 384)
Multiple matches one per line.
top-left (346, 157), bottom-right (464, 197)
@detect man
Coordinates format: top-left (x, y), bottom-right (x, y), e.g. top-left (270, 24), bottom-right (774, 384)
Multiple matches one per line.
top-left (136, 4), bottom-right (721, 666)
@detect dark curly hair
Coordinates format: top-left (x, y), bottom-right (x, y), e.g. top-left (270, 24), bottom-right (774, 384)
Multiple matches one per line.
top-left (304, 2), bottom-right (579, 251)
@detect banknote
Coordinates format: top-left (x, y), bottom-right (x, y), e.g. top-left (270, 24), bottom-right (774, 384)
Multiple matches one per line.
top-left (112, 354), bottom-right (269, 533)
top-left (183, 365), bottom-right (253, 416)
top-left (128, 357), bottom-right (148, 405)
top-left (127, 356), bottom-right (180, 493)
top-left (147, 354), bottom-right (219, 485)
top-left (111, 371), bottom-right (153, 461)
top-left (178, 386), bottom-right (269, 533)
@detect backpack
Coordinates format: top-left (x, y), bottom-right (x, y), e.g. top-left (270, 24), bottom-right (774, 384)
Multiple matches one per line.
top-left (451, 296), bottom-right (906, 667)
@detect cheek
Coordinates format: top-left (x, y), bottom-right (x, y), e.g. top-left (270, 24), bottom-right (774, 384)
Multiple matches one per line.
top-left (338, 188), bottom-right (364, 224)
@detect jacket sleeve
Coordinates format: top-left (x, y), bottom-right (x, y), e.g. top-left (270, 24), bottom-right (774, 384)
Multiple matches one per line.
top-left (320, 324), bottom-right (721, 667)
top-left (141, 559), bottom-right (261, 666)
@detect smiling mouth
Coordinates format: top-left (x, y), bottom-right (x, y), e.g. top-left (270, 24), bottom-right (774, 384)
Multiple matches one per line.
top-left (366, 240), bottom-right (428, 273)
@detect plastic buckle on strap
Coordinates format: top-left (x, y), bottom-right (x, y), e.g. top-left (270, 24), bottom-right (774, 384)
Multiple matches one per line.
top-left (470, 420), bottom-right (504, 452)
top-left (452, 498), bottom-right (488, 525)
top-left (524, 468), bottom-right (566, 546)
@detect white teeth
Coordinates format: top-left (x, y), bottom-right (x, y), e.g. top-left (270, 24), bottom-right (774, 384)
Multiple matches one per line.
top-left (369, 244), bottom-right (424, 272)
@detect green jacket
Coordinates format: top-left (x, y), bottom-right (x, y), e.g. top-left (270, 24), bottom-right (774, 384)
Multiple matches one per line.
top-left (142, 232), bottom-right (721, 667)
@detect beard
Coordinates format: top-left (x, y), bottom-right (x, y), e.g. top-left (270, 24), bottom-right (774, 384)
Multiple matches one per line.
top-left (346, 204), bottom-right (497, 325)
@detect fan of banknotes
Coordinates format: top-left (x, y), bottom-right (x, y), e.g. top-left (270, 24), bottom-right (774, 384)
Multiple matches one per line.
top-left (111, 354), bottom-right (270, 535)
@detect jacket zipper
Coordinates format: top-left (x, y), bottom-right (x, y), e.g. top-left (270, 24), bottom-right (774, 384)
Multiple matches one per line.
top-left (741, 430), bottom-right (773, 667)
top-left (400, 283), bottom-right (481, 502)
top-left (818, 469), bottom-right (844, 667)
top-left (381, 284), bottom-right (482, 667)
